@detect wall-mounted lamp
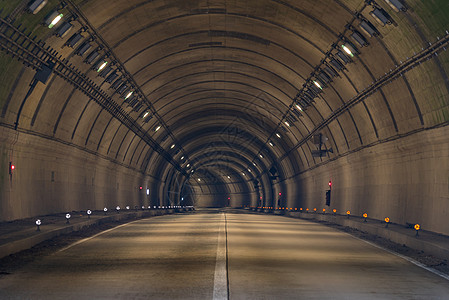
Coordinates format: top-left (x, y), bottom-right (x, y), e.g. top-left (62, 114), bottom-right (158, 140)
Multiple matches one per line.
top-left (313, 80), bottom-right (323, 90)
top-left (95, 60), bottom-right (108, 73)
top-left (45, 11), bottom-right (63, 29)
top-left (124, 91), bottom-right (133, 100)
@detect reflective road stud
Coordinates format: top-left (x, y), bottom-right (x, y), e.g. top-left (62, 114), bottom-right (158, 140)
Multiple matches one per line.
top-left (36, 219), bottom-right (41, 231)
top-left (415, 224), bottom-right (420, 237)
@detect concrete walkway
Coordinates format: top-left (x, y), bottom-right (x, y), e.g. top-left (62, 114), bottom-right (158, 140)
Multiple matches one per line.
top-left (0, 208), bottom-right (183, 260)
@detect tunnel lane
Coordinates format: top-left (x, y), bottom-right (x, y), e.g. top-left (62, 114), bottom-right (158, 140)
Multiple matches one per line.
top-left (0, 211), bottom-right (448, 299)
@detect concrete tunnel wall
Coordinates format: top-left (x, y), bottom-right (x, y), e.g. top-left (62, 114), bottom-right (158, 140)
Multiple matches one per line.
top-left (287, 125), bottom-right (449, 236)
top-left (0, 0), bottom-right (448, 237)
top-left (1, 126), bottom-right (158, 220)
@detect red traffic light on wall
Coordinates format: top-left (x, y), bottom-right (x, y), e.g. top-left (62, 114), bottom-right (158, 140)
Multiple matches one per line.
top-left (328, 181), bottom-right (332, 188)
top-left (9, 162), bottom-right (15, 175)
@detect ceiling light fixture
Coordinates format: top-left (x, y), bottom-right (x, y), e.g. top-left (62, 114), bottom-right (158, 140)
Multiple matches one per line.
top-left (341, 43), bottom-right (358, 57)
top-left (96, 61), bottom-right (108, 72)
top-left (125, 91), bottom-right (133, 100)
top-left (313, 80), bottom-right (323, 90)
top-left (46, 11), bottom-right (63, 29)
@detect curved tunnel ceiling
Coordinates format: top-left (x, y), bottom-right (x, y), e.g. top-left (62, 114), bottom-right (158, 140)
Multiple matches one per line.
top-left (1, 0), bottom-right (449, 207)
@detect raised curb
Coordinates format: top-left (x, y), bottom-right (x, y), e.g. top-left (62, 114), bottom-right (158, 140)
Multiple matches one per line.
top-left (249, 208), bottom-right (449, 261)
top-left (0, 209), bottom-right (178, 259)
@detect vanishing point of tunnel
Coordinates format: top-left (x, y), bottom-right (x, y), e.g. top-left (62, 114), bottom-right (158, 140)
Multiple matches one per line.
top-left (0, 0), bottom-right (449, 299)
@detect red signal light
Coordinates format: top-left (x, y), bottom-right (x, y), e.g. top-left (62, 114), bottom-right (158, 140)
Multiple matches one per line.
top-left (9, 162), bottom-right (14, 175)
top-left (328, 181), bottom-right (332, 188)
top-left (279, 192), bottom-right (282, 196)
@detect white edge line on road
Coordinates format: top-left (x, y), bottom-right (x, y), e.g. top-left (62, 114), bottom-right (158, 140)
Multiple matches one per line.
top-left (56, 219), bottom-right (142, 253)
top-left (347, 233), bottom-right (449, 281)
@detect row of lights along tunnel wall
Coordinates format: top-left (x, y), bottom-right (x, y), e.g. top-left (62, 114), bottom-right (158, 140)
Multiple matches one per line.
top-left (0, 17), bottom-right (185, 175)
top-left (20, 0), bottom-right (449, 197)
top-left (244, 205), bottom-right (421, 234)
top-left (248, 0), bottom-right (408, 182)
top-left (26, 0), bottom-right (404, 189)
top-left (34, 205), bottom-right (194, 230)
top-left (25, 0), bottom-right (195, 175)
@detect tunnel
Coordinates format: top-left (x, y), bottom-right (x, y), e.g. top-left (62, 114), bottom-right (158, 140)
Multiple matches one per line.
top-left (0, 0), bottom-right (449, 298)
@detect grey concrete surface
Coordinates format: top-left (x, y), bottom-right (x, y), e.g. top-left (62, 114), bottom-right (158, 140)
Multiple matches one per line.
top-left (1, 211), bottom-right (449, 299)
top-left (227, 213), bottom-right (449, 299)
top-left (0, 213), bottom-right (219, 299)
top-left (0, 209), bottom-right (178, 259)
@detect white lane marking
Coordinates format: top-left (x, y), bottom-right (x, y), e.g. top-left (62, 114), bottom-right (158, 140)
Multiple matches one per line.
top-left (56, 219), bottom-right (141, 253)
top-left (348, 234), bottom-right (449, 281)
top-left (213, 213), bottom-right (228, 300)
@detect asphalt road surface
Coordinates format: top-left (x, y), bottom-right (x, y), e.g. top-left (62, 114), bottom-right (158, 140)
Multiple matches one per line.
top-left (1, 211), bottom-right (448, 299)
